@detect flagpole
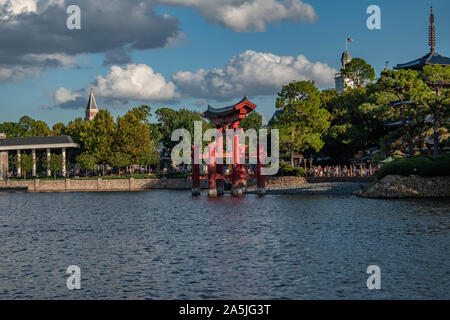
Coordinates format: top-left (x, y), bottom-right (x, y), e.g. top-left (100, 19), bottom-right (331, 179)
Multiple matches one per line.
top-left (345, 38), bottom-right (348, 51)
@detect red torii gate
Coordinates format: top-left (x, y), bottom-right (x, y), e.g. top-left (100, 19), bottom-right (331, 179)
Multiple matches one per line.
top-left (191, 97), bottom-right (266, 197)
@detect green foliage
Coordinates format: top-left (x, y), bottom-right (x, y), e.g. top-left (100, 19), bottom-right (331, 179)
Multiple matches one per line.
top-left (110, 152), bottom-right (131, 169)
top-left (273, 80), bottom-right (331, 164)
top-left (155, 108), bottom-right (213, 152)
top-left (321, 86), bottom-right (384, 162)
top-left (421, 65), bottom-right (450, 158)
top-left (14, 153), bottom-right (33, 179)
top-left (31, 121), bottom-right (52, 136)
top-left (377, 154), bottom-right (450, 179)
top-left (82, 110), bottom-right (116, 165)
top-left (115, 105), bottom-right (154, 164)
top-left (240, 111), bottom-right (263, 131)
top-left (52, 122), bottom-right (66, 136)
top-left (76, 153), bottom-right (97, 170)
top-left (1, 116), bottom-right (52, 138)
top-left (341, 57), bottom-right (375, 87)
top-left (49, 154), bottom-right (62, 179)
top-left (139, 150), bottom-right (160, 167)
top-left (276, 162), bottom-right (307, 177)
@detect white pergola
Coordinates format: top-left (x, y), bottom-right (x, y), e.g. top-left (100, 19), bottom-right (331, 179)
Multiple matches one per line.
top-left (0, 136), bottom-right (79, 179)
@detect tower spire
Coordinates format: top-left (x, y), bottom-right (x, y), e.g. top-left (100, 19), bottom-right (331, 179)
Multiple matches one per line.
top-left (85, 88), bottom-right (99, 121)
top-left (429, 6), bottom-right (436, 54)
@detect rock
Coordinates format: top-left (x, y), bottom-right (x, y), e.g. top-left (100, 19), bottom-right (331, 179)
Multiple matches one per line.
top-left (360, 175), bottom-right (450, 198)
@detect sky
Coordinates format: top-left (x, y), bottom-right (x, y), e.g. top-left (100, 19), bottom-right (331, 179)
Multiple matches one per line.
top-left (0, 0), bottom-right (449, 126)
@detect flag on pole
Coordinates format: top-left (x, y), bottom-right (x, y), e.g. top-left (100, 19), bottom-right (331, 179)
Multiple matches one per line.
top-left (347, 38), bottom-right (354, 42)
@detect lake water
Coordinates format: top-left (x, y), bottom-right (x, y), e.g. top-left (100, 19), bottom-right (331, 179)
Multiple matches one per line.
top-left (0, 190), bottom-right (449, 299)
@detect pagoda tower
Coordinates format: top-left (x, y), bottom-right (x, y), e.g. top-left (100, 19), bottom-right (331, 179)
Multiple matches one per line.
top-left (395, 6), bottom-right (450, 70)
top-left (85, 88), bottom-right (99, 121)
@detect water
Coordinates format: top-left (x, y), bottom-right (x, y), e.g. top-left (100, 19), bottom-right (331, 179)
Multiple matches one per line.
top-left (0, 191), bottom-right (449, 299)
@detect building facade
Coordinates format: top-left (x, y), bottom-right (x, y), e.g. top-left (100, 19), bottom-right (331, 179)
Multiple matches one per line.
top-left (334, 50), bottom-right (355, 94)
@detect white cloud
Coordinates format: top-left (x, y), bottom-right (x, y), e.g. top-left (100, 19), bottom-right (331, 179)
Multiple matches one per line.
top-left (54, 63), bottom-right (180, 108)
top-left (0, 53), bottom-right (77, 82)
top-left (172, 50), bottom-right (336, 100)
top-left (0, 0), bottom-right (64, 21)
top-left (53, 87), bottom-right (81, 105)
top-left (91, 64), bottom-right (179, 101)
top-left (0, 65), bottom-right (38, 82)
top-left (158, 0), bottom-right (318, 32)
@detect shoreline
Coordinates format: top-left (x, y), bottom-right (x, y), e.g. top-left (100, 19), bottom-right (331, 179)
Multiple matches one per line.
top-left (3, 175), bottom-right (448, 198)
top-left (0, 176), bottom-right (369, 196)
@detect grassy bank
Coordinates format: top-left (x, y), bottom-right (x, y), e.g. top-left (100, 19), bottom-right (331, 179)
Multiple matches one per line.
top-left (377, 154), bottom-right (450, 180)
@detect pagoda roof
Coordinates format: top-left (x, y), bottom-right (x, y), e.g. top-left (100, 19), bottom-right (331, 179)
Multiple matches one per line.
top-left (394, 51), bottom-right (450, 70)
top-left (202, 97), bottom-right (256, 125)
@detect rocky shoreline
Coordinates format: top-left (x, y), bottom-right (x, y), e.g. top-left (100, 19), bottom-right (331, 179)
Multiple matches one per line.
top-left (359, 175), bottom-right (450, 199)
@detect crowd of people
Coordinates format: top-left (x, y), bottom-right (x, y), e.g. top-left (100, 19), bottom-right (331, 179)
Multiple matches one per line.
top-left (307, 164), bottom-right (381, 177)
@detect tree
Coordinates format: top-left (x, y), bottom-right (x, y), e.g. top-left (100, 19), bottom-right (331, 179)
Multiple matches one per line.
top-left (18, 116), bottom-right (35, 137)
top-left (52, 122), bottom-right (66, 136)
top-left (240, 111), bottom-right (263, 131)
top-left (321, 86), bottom-right (386, 162)
top-left (109, 152), bottom-right (130, 176)
top-left (341, 58), bottom-right (375, 88)
top-left (30, 121), bottom-right (52, 137)
top-left (82, 110), bottom-right (116, 174)
top-left (156, 108), bottom-right (213, 154)
top-left (274, 81), bottom-right (331, 166)
top-left (76, 153), bottom-right (97, 177)
top-left (14, 153), bottom-right (33, 179)
top-left (371, 69), bottom-right (432, 156)
top-left (139, 149), bottom-right (160, 173)
top-left (49, 154), bottom-right (62, 180)
top-left (115, 105), bottom-right (154, 164)
top-left (422, 65), bottom-right (450, 158)
top-left (0, 122), bottom-right (24, 138)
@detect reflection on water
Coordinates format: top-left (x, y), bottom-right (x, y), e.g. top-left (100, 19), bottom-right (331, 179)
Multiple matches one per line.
top-left (0, 191), bottom-right (449, 299)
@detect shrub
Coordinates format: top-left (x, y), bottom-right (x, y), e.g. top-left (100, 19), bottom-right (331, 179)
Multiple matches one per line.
top-left (276, 162), bottom-right (307, 177)
top-left (377, 154), bottom-right (450, 179)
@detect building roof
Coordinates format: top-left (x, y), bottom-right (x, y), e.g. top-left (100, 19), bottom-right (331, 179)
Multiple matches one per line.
top-left (395, 7), bottom-right (450, 70)
top-left (86, 88), bottom-right (98, 111)
top-left (0, 136), bottom-right (79, 151)
top-left (394, 51), bottom-right (450, 70)
top-left (202, 97), bottom-right (256, 126)
top-left (341, 50), bottom-right (352, 67)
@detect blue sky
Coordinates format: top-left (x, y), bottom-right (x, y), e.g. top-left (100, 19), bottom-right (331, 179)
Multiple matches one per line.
top-left (0, 0), bottom-right (449, 126)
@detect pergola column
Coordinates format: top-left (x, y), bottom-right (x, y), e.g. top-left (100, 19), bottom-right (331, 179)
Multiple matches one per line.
top-left (62, 148), bottom-right (66, 177)
top-left (46, 149), bottom-right (51, 177)
top-left (16, 150), bottom-right (21, 177)
top-left (32, 149), bottom-right (37, 177)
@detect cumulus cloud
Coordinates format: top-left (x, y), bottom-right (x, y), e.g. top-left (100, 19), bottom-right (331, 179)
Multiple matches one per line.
top-left (52, 87), bottom-right (87, 109)
top-left (53, 87), bottom-right (81, 105)
top-left (158, 0), bottom-right (318, 32)
top-left (172, 50), bottom-right (336, 100)
top-left (54, 63), bottom-right (179, 108)
top-left (0, 52), bottom-right (77, 82)
top-left (0, 65), bottom-right (38, 82)
top-left (91, 64), bottom-right (179, 101)
top-left (0, 0), bottom-right (180, 81)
